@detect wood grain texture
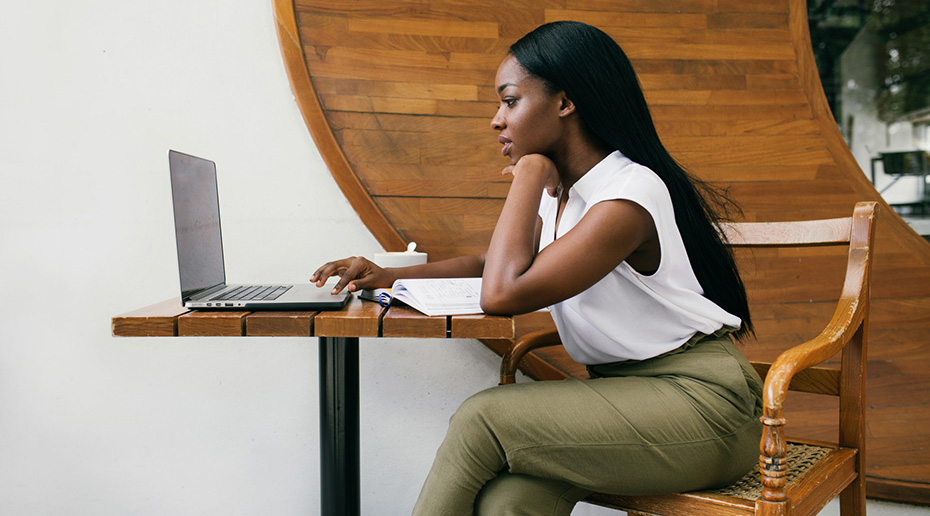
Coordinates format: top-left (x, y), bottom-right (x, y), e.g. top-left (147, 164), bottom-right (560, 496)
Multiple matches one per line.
top-left (178, 311), bottom-right (249, 336)
top-left (111, 298), bottom-right (188, 337)
top-left (246, 311), bottom-right (316, 336)
top-left (313, 296), bottom-right (383, 337)
top-left (382, 304), bottom-right (447, 338)
top-left (276, 0), bottom-right (930, 504)
top-left (450, 314), bottom-right (514, 339)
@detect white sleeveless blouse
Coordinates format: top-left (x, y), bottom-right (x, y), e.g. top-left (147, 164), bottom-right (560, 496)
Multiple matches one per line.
top-left (538, 151), bottom-right (741, 364)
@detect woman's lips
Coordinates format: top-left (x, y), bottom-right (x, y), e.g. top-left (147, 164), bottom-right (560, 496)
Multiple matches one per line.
top-left (498, 136), bottom-right (512, 156)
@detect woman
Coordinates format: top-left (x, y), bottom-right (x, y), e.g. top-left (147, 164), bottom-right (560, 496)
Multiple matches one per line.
top-left (311, 21), bottom-right (762, 516)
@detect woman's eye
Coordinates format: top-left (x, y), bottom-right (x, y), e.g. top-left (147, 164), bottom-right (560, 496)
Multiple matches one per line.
top-left (502, 98), bottom-right (516, 107)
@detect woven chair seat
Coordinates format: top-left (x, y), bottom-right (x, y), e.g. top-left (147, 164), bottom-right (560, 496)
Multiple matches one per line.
top-left (707, 443), bottom-right (831, 501)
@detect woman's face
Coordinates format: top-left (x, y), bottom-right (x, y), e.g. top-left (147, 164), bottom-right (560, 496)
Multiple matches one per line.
top-left (491, 55), bottom-right (566, 164)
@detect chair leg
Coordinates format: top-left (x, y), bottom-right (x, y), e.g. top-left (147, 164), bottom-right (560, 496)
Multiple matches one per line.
top-left (838, 474), bottom-right (866, 516)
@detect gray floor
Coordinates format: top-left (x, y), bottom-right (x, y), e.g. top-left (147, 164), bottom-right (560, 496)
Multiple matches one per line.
top-left (823, 499), bottom-right (930, 515)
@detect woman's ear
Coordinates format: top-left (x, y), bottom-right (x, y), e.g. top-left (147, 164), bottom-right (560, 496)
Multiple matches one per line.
top-left (558, 93), bottom-right (576, 118)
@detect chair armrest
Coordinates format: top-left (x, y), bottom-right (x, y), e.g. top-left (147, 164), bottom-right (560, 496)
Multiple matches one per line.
top-left (764, 294), bottom-right (866, 411)
top-left (757, 294), bottom-right (869, 504)
top-left (757, 201), bottom-right (876, 505)
top-left (500, 328), bottom-right (562, 385)
top-left (763, 202), bottom-right (875, 415)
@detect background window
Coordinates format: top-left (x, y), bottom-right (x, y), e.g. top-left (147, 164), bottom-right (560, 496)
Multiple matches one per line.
top-left (809, 0), bottom-right (930, 219)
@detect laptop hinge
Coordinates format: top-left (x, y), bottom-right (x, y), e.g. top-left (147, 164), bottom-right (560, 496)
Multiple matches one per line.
top-left (184, 284), bottom-right (228, 302)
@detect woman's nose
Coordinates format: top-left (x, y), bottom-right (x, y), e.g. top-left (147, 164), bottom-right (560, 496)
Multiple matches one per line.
top-left (490, 110), bottom-right (504, 130)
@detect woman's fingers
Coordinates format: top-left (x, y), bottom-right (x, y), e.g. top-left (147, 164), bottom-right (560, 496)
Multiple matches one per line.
top-left (331, 258), bottom-right (365, 293)
top-left (311, 258), bottom-right (355, 287)
top-left (313, 256), bottom-right (391, 293)
top-left (331, 256), bottom-right (382, 293)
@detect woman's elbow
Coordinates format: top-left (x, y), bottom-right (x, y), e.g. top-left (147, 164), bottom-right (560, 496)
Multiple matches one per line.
top-left (480, 287), bottom-right (522, 315)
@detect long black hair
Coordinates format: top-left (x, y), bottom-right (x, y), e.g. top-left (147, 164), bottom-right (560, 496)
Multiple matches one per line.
top-left (510, 21), bottom-right (754, 339)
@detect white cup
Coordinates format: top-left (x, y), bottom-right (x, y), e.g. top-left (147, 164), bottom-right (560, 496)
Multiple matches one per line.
top-left (373, 242), bottom-right (427, 268)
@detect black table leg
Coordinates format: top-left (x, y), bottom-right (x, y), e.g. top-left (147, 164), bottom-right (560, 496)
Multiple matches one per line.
top-left (319, 336), bottom-right (360, 516)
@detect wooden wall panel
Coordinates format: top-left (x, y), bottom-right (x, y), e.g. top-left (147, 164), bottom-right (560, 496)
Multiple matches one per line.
top-left (274, 0), bottom-right (930, 504)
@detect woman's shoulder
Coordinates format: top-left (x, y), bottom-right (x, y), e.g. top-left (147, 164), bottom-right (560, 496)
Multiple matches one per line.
top-left (583, 157), bottom-right (668, 208)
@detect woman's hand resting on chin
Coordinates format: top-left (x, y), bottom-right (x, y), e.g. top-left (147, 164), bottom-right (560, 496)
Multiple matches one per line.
top-left (502, 154), bottom-right (561, 198)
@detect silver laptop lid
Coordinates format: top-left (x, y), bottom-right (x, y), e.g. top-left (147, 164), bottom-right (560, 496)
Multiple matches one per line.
top-left (168, 150), bottom-right (226, 301)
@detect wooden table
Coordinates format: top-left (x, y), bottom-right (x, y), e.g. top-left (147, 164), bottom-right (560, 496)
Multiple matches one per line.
top-left (112, 296), bottom-right (514, 516)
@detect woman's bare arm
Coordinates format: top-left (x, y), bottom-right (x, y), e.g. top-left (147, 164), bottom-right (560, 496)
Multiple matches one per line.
top-left (480, 154), bottom-right (657, 314)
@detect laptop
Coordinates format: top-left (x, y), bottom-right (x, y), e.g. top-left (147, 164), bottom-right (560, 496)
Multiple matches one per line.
top-left (168, 150), bottom-right (351, 310)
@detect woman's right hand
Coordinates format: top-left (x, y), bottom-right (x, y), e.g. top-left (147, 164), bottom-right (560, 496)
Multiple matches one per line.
top-left (502, 153), bottom-right (561, 198)
top-left (310, 256), bottom-right (396, 294)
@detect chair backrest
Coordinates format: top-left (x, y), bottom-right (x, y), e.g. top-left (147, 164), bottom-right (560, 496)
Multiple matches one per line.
top-left (719, 201), bottom-right (876, 396)
top-left (720, 201), bottom-right (877, 509)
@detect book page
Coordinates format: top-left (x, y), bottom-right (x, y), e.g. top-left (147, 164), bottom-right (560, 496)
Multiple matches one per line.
top-left (391, 278), bottom-right (483, 316)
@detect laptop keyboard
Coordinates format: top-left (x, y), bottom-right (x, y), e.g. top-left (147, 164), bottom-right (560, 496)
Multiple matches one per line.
top-left (210, 285), bottom-right (291, 302)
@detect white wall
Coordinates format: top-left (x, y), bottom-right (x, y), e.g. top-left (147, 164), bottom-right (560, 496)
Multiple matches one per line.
top-left (0, 2), bottom-right (506, 514)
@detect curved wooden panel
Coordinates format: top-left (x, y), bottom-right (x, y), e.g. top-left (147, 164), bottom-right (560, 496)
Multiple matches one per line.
top-left (275, 0), bottom-right (930, 505)
top-left (272, 0), bottom-right (406, 252)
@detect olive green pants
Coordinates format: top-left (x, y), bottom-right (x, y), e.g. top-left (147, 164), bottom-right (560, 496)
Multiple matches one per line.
top-left (411, 333), bottom-right (763, 516)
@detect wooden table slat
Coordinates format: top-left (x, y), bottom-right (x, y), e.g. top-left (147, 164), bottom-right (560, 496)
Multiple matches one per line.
top-left (246, 311), bottom-right (317, 336)
top-left (382, 304), bottom-right (447, 338)
top-left (178, 311), bottom-right (250, 336)
top-left (314, 296), bottom-right (384, 337)
top-left (450, 314), bottom-right (514, 339)
top-left (111, 298), bottom-right (189, 336)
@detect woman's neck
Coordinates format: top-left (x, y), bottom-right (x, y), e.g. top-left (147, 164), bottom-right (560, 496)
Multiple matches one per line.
top-left (552, 135), bottom-right (613, 192)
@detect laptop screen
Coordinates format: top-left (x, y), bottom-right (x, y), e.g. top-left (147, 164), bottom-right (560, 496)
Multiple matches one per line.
top-left (169, 150), bottom-right (226, 300)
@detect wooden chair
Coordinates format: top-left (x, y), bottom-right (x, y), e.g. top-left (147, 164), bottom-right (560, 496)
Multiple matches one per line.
top-left (499, 201), bottom-right (877, 516)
